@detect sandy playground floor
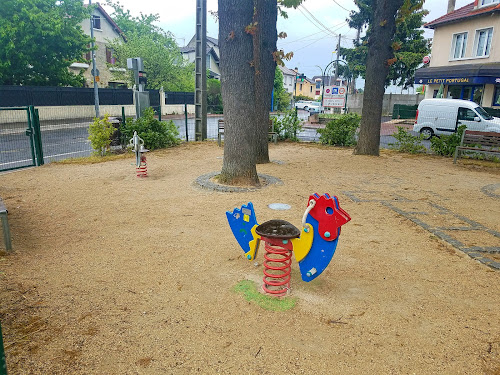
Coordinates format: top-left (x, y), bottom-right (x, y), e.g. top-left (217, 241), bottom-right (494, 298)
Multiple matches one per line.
top-left (0, 141), bottom-right (500, 374)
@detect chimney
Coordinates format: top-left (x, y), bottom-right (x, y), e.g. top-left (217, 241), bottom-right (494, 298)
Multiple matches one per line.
top-left (447, 0), bottom-right (456, 13)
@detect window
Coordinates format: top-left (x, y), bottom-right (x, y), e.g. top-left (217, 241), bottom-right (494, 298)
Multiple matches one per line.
top-left (475, 28), bottom-right (493, 57)
top-left (451, 32), bottom-right (467, 59)
top-left (458, 107), bottom-right (477, 121)
top-left (480, 0), bottom-right (499, 7)
top-left (206, 54), bottom-right (211, 68)
top-left (92, 15), bottom-right (101, 30)
top-left (299, 83), bottom-right (303, 91)
top-left (493, 85), bottom-right (500, 106)
top-left (106, 47), bottom-right (115, 64)
top-left (310, 86), bottom-right (313, 93)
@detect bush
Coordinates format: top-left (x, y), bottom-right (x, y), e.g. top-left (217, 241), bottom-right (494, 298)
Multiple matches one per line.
top-left (317, 113), bottom-right (360, 146)
top-left (389, 126), bottom-right (426, 154)
top-left (272, 109), bottom-right (303, 141)
top-left (88, 114), bottom-right (115, 156)
top-left (430, 125), bottom-right (466, 156)
top-left (120, 107), bottom-right (180, 150)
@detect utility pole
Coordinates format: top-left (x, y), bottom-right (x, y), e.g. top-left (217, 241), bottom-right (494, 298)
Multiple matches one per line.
top-left (333, 34), bottom-right (341, 87)
top-left (89, 0), bottom-right (100, 118)
top-left (195, 0), bottom-right (207, 141)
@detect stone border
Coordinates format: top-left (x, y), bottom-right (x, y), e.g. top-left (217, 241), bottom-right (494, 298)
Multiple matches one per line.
top-left (343, 190), bottom-right (500, 271)
top-left (481, 183), bottom-right (500, 199)
top-left (195, 171), bottom-right (283, 193)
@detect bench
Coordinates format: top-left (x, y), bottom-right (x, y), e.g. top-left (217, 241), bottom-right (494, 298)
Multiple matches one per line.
top-left (454, 130), bottom-right (500, 164)
top-left (0, 198), bottom-right (12, 251)
top-left (217, 119), bottom-right (278, 147)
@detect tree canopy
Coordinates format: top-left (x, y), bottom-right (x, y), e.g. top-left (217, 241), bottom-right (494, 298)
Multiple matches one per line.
top-left (105, 1), bottom-right (194, 91)
top-left (341, 0), bottom-right (430, 89)
top-left (0, 0), bottom-right (91, 86)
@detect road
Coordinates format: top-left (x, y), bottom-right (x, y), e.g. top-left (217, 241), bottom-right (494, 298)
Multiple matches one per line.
top-left (0, 113), bottom-right (426, 171)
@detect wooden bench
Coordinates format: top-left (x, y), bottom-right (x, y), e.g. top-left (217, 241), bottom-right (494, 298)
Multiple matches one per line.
top-left (217, 119), bottom-right (278, 147)
top-left (0, 198), bottom-right (12, 251)
top-left (454, 130), bottom-right (500, 164)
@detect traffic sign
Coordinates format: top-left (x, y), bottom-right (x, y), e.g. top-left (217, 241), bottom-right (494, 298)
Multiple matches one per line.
top-left (323, 85), bottom-right (347, 108)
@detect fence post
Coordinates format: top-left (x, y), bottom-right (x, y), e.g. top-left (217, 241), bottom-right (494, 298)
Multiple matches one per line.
top-left (0, 321), bottom-right (7, 375)
top-left (29, 106), bottom-right (44, 166)
top-left (184, 104), bottom-right (189, 142)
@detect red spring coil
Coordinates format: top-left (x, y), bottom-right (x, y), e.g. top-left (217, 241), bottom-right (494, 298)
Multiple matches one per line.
top-left (136, 155), bottom-right (148, 177)
top-left (262, 241), bottom-right (292, 297)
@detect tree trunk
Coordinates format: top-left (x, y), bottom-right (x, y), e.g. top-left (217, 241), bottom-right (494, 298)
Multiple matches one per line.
top-left (253, 0), bottom-right (278, 164)
top-left (218, 0), bottom-right (259, 185)
top-left (354, 0), bottom-right (404, 156)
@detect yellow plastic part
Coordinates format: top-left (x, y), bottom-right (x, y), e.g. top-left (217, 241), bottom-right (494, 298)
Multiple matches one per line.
top-left (245, 225), bottom-right (261, 261)
top-left (291, 224), bottom-right (314, 262)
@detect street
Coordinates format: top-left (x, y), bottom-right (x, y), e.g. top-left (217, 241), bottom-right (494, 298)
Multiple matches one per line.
top-left (0, 114), bottom-right (426, 171)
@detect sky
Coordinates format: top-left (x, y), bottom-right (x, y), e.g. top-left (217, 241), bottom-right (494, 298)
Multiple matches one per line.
top-left (99, 0), bottom-right (471, 90)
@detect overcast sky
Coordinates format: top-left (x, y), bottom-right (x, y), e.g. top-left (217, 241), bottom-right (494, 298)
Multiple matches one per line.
top-left (100, 0), bottom-right (471, 89)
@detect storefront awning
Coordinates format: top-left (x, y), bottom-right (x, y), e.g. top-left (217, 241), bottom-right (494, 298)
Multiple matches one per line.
top-left (414, 63), bottom-right (500, 85)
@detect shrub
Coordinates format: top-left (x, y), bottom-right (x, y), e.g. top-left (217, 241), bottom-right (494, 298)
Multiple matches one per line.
top-left (388, 126), bottom-right (426, 154)
top-left (317, 113), bottom-right (360, 146)
top-left (88, 114), bottom-right (115, 156)
top-left (120, 107), bottom-right (180, 150)
top-left (272, 109), bottom-right (303, 141)
top-left (430, 125), bottom-right (466, 156)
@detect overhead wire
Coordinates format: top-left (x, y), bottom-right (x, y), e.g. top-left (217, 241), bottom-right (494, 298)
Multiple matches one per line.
top-left (299, 4), bottom-right (338, 37)
top-left (332, 0), bottom-right (351, 12)
top-left (279, 21), bottom-right (349, 45)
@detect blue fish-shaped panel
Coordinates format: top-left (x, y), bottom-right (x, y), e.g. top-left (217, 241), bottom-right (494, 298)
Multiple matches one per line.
top-left (226, 202), bottom-right (258, 254)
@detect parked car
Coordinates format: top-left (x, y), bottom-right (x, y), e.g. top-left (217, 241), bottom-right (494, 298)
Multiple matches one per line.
top-left (295, 100), bottom-right (323, 112)
top-left (413, 98), bottom-right (500, 140)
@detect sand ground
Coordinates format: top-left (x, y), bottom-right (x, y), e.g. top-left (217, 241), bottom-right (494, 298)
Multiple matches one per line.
top-left (0, 141), bottom-right (499, 374)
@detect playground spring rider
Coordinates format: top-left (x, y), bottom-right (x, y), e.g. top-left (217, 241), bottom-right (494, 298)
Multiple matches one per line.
top-left (129, 131), bottom-right (149, 177)
top-left (226, 193), bottom-right (351, 296)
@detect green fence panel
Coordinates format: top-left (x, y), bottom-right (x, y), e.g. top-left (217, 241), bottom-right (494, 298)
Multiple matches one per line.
top-left (0, 321), bottom-right (7, 375)
top-left (392, 104), bottom-right (418, 120)
top-left (0, 107), bottom-right (37, 172)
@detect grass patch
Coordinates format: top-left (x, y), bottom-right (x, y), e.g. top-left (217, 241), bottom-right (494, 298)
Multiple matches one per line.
top-left (232, 280), bottom-right (296, 311)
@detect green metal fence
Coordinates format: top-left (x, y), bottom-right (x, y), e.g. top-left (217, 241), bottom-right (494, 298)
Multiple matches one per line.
top-left (0, 321), bottom-right (7, 375)
top-left (0, 106), bottom-right (43, 172)
top-left (392, 104), bottom-right (418, 120)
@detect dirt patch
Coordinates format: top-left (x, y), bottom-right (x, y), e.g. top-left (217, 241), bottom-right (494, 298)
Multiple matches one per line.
top-left (1, 142), bottom-right (500, 374)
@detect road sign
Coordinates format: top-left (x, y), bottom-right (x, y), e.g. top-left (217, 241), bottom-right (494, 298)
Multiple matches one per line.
top-left (323, 85), bottom-right (347, 108)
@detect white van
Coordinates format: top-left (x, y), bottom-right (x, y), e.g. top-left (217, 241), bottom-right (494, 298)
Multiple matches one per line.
top-left (413, 98), bottom-right (500, 139)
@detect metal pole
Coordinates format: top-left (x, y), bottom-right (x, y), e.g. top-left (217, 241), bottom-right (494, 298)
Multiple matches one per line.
top-left (333, 34), bottom-right (341, 86)
top-left (184, 103), bottom-right (189, 142)
top-left (194, 0), bottom-right (207, 141)
top-left (89, 0), bottom-right (100, 118)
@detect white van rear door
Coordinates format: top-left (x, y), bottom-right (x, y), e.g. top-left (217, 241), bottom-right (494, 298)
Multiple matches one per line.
top-left (457, 107), bottom-right (487, 131)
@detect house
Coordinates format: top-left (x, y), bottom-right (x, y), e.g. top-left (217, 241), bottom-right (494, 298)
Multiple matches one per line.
top-left (180, 36), bottom-right (221, 79)
top-left (414, 0), bottom-right (500, 108)
top-left (278, 65), bottom-right (297, 94)
top-left (294, 73), bottom-right (316, 99)
top-left (71, 3), bottom-right (127, 88)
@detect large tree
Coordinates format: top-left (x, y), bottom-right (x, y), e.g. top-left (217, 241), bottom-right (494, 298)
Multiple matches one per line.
top-left (341, 0), bottom-right (429, 90)
top-left (352, 0), bottom-right (405, 156)
top-left (105, 1), bottom-right (194, 91)
top-left (0, 0), bottom-right (91, 86)
top-left (218, 0), bottom-right (300, 185)
top-left (218, 0), bottom-right (259, 185)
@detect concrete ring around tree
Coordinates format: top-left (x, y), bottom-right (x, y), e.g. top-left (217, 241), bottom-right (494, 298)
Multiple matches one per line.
top-left (195, 171), bottom-right (283, 193)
